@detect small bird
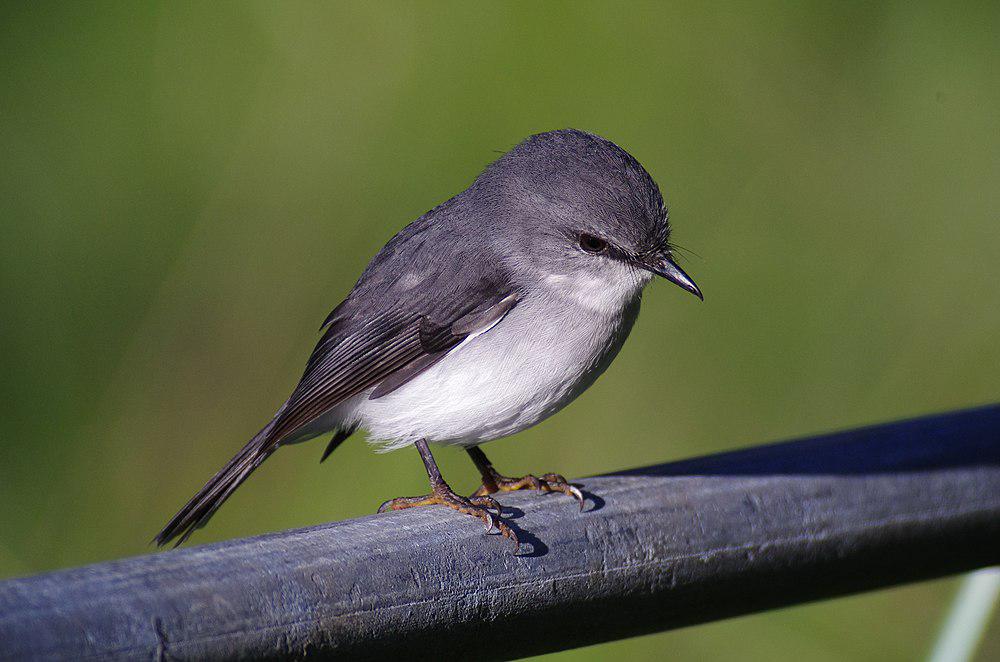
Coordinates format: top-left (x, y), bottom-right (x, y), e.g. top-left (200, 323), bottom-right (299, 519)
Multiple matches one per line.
top-left (155, 129), bottom-right (701, 550)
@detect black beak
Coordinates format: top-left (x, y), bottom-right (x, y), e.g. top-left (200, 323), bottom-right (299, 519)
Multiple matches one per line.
top-left (643, 256), bottom-right (703, 300)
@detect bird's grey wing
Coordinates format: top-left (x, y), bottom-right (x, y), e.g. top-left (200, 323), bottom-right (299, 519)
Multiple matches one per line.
top-left (267, 291), bottom-right (519, 444)
top-left (368, 293), bottom-right (518, 399)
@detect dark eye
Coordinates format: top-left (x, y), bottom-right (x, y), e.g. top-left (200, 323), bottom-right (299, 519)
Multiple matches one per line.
top-left (579, 233), bottom-right (608, 254)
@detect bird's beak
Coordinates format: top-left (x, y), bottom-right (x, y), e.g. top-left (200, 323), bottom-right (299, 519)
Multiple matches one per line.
top-left (643, 255), bottom-right (703, 300)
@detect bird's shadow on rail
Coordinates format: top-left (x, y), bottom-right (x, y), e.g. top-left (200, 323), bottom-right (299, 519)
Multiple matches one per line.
top-left (499, 515), bottom-right (549, 558)
top-left (496, 496), bottom-right (599, 557)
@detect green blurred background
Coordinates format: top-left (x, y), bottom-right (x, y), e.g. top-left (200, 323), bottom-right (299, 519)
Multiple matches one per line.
top-left (2, 1), bottom-right (998, 659)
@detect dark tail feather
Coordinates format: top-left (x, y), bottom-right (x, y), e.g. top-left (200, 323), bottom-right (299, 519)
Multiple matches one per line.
top-left (320, 423), bottom-right (358, 463)
top-left (155, 421), bottom-right (279, 548)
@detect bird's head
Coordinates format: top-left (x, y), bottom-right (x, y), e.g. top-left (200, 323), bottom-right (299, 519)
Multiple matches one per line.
top-left (478, 129), bottom-right (702, 304)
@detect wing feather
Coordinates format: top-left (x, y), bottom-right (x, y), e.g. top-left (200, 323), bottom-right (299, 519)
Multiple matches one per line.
top-left (267, 293), bottom-right (518, 444)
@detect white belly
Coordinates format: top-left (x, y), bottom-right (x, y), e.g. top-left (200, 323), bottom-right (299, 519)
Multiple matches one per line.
top-left (336, 288), bottom-right (643, 451)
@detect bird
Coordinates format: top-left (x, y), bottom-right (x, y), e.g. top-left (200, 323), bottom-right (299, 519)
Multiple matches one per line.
top-left (155, 129), bottom-right (702, 551)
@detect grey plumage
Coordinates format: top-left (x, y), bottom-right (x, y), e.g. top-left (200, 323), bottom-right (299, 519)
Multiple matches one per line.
top-left (155, 129), bottom-right (699, 547)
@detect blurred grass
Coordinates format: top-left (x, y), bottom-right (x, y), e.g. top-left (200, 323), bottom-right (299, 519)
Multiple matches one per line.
top-left (1, 1), bottom-right (998, 659)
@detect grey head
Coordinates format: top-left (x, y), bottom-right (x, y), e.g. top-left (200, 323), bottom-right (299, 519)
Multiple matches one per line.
top-left (471, 129), bottom-right (702, 300)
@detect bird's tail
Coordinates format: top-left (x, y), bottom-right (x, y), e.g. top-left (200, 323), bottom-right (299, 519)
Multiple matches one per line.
top-left (154, 420), bottom-right (279, 547)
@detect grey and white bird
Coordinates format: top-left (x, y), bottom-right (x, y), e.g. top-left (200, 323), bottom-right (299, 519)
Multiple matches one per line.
top-left (155, 129), bottom-right (701, 550)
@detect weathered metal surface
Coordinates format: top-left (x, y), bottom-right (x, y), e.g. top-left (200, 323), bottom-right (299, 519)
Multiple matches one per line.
top-left (1, 405), bottom-right (998, 660)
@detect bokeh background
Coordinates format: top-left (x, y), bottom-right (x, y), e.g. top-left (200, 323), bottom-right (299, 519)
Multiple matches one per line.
top-left (2, 1), bottom-right (998, 659)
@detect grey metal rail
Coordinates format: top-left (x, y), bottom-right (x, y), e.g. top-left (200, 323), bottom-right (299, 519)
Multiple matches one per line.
top-left (1, 405), bottom-right (999, 660)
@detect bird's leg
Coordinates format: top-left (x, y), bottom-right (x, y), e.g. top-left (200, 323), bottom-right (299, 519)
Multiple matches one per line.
top-left (378, 439), bottom-right (519, 550)
top-left (466, 446), bottom-right (584, 509)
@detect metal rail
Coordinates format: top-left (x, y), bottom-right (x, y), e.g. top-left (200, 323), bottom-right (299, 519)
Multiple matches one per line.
top-left (1, 405), bottom-right (998, 660)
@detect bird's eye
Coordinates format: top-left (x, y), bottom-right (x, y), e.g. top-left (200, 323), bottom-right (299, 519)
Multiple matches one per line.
top-left (579, 233), bottom-right (608, 254)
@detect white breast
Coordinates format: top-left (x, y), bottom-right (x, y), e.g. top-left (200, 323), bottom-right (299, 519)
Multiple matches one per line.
top-left (336, 268), bottom-right (647, 451)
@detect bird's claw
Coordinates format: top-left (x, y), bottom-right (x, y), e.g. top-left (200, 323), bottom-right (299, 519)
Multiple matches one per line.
top-left (377, 483), bottom-right (520, 551)
top-left (474, 470), bottom-right (585, 510)
top-left (469, 494), bottom-right (503, 515)
top-left (539, 473), bottom-right (586, 511)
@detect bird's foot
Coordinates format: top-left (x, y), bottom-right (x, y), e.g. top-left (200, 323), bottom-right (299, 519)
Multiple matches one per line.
top-left (378, 481), bottom-right (519, 551)
top-left (473, 468), bottom-right (584, 510)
